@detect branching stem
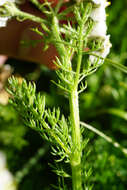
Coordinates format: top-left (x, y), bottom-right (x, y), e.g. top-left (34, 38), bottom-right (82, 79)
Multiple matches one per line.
top-left (69, 11), bottom-right (87, 190)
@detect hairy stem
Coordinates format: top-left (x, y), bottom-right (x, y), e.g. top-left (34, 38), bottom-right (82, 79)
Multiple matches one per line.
top-left (70, 89), bottom-right (82, 190)
top-left (69, 13), bottom-right (85, 190)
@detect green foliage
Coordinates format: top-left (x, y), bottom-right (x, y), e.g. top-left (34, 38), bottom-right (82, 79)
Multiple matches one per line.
top-left (7, 75), bottom-right (94, 190)
top-left (0, 104), bottom-right (27, 150)
top-left (1, 0), bottom-right (127, 190)
top-left (5, 1), bottom-right (101, 189)
top-left (8, 77), bottom-right (71, 164)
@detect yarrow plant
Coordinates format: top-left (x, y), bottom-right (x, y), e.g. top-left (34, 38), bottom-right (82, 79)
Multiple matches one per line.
top-left (1, 0), bottom-right (127, 189)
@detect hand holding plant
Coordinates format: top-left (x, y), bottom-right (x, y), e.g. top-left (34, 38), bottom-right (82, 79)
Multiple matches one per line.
top-left (0, 0), bottom-right (65, 68)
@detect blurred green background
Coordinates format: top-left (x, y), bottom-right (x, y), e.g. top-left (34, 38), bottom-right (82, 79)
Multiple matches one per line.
top-left (0, 0), bottom-right (127, 189)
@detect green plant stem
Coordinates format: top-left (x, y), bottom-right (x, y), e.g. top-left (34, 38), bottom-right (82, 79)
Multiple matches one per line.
top-left (16, 9), bottom-right (44, 24)
top-left (69, 89), bottom-right (82, 190)
top-left (69, 14), bottom-right (85, 190)
top-left (80, 121), bottom-right (127, 156)
top-left (15, 145), bottom-right (49, 183)
top-left (4, 3), bottom-right (45, 24)
top-left (52, 16), bottom-right (67, 59)
top-left (51, 16), bottom-right (71, 69)
top-left (105, 57), bottom-right (127, 73)
top-left (86, 52), bottom-right (127, 74)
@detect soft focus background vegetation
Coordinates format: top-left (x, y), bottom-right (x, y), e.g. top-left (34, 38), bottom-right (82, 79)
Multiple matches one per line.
top-left (0, 0), bottom-right (127, 189)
